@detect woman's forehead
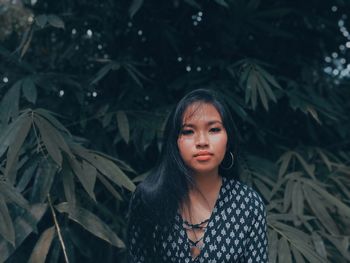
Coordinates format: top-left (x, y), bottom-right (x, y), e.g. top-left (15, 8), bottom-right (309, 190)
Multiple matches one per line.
top-left (182, 102), bottom-right (222, 123)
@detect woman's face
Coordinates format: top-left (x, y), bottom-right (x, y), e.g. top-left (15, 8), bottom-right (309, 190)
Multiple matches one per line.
top-left (177, 102), bottom-right (228, 175)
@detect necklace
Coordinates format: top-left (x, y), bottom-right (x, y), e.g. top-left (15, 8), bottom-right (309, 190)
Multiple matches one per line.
top-left (182, 217), bottom-right (210, 259)
top-left (183, 218), bottom-right (210, 230)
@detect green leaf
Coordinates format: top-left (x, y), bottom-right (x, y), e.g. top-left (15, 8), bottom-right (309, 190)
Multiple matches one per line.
top-left (291, 245), bottom-right (305, 263)
top-left (0, 196), bottom-right (15, 246)
top-left (0, 204), bottom-right (47, 262)
top-left (5, 115), bottom-right (32, 183)
top-left (69, 158), bottom-right (96, 201)
top-left (30, 161), bottom-right (57, 203)
top-left (0, 81), bottom-right (21, 124)
top-left (21, 78), bottom-right (37, 104)
top-left (292, 180), bottom-right (304, 217)
top-left (277, 151), bottom-right (292, 177)
top-left (73, 148), bottom-right (135, 192)
top-left (16, 161), bottom-right (38, 192)
top-left (34, 114), bottom-right (73, 167)
top-left (0, 115), bottom-right (26, 158)
top-left (91, 63), bottom-right (114, 85)
top-left (253, 178), bottom-right (271, 201)
top-left (35, 108), bottom-right (71, 136)
top-left (303, 184), bottom-right (339, 235)
top-left (283, 179), bottom-right (294, 212)
top-left (183, 0), bottom-right (202, 9)
top-left (28, 226), bottom-right (56, 263)
top-left (256, 72), bottom-right (277, 102)
top-left (305, 179), bottom-right (350, 218)
top-left (311, 232), bottom-right (327, 258)
top-left (0, 181), bottom-right (29, 209)
top-left (129, 0), bottom-right (144, 18)
top-left (35, 15), bottom-right (47, 28)
top-left (213, 0), bottom-right (229, 8)
top-left (268, 230), bottom-right (278, 263)
top-left (256, 75), bottom-right (269, 110)
top-left (55, 202), bottom-right (125, 248)
top-left (96, 173), bottom-right (123, 201)
top-left (278, 237), bottom-right (292, 263)
top-left (47, 14), bottom-right (65, 29)
top-left (62, 166), bottom-right (76, 205)
top-left (273, 222), bottom-right (326, 262)
top-left (116, 111), bottom-right (130, 144)
top-left (315, 148), bottom-right (332, 171)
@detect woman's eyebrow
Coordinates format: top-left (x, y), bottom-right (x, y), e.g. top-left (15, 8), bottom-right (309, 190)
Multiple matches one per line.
top-left (182, 120), bottom-right (223, 127)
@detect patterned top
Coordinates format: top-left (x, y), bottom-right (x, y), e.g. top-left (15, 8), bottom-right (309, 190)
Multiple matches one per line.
top-left (128, 176), bottom-right (268, 262)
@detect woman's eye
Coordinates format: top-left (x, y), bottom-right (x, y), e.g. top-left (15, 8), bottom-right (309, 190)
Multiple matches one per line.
top-left (210, 127), bottom-right (221, 133)
top-left (181, 129), bottom-right (194, 135)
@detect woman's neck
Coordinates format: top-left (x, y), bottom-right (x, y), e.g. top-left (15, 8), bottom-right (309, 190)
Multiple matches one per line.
top-left (191, 170), bottom-right (222, 195)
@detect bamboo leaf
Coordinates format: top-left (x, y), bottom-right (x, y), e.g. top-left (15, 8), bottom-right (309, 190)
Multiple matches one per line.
top-left (257, 66), bottom-right (282, 89)
top-left (0, 81), bottom-right (21, 124)
top-left (315, 148), bottom-right (332, 171)
top-left (21, 78), bottom-right (37, 104)
top-left (292, 180), bottom-right (304, 217)
top-left (273, 221), bottom-right (326, 262)
top-left (73, 148), bottom-right (135, 192)
top-left (256, 71), bottom-right (277, 102)
top-left (116, 111), bottom-right (130, 144)
top-left (30, 161), bottom-right (57, 203)
top-left (5, 115), bottom-right (32, 183)
top-left (283, 179), bottom-right (294, 212)
top-left (0, 196), bottom-right (15, 246)
top-left (253, 178), bottom-right (271, 201)
top-left (268, 229), bottom-right (278, 263)
top-left (291, 245), bottom-right (305, 263)
top-left (34, 114), bottom-right (73, 166)
top-left (91, 63), bottom-right (114, 85)
top-left (277, 151), bottom-right (292, 177)
top-left (69, 158), bottom-right (96, 201)
top-left (16, 161), bottom-right (38, 192)
top-left (62, 166), bottom-right (76, 205)
top-left (35, 15), bottom-right (47, 28)
top-left (322, 233), bottom-right (350, 260)
top-left (0, 181), bottom-right (29, 209)
top-left (305, 179), bottom-right (350, 218)
top-left (213, 0), bottom-right (229, 8)
top-left (55, 202), bottom-right (125, 248)
top-left (0, 204), bottom-right (47, 263)
top-left (28, 226), bottom-right (56, 263)
top-left (293, 152), bottom-right (315, 179)
top-left (256, 75), bottom-right (269, 110)
top-left (47, 14), bottom-right (65, 29)
top-left (96, 173), bottom-right (123, 201)
top-left (183, 0), bottom-right (202, 9)
top-left (303, 184), bottom-right (339, 235)
top-left (311, 232), bottom-right (327, 258)
top-left (278, 237), bottom-right (292, 263)
top-left (129, 0), bottom-right (144, 18)
top-left (35, 108), bottom-right (71, 136)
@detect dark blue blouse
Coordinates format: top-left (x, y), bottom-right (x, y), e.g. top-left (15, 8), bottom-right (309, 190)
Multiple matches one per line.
top-left (128, 176), bottom-right (268, 262)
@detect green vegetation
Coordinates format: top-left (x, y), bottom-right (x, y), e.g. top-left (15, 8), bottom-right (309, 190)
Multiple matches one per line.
top-left (0, 0), bottom-right (349, 262)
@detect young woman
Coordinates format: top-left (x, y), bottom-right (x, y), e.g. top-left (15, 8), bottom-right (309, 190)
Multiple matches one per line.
top-left (127, 89), bottom-right (268, 262)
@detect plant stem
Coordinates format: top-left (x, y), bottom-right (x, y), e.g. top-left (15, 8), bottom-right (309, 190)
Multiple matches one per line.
top-left (48, 194), bottom-right (70, 263)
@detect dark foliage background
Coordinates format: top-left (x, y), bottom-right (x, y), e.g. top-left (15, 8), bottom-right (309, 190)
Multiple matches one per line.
top-left (1, 0), bottom-right (350, 262)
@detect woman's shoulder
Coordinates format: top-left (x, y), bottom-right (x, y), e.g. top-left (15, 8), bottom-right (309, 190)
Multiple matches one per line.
top-left (224, 176), bottom-right (265, 210)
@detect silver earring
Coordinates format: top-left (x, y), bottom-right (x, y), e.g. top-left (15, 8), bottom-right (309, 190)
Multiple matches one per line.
top-left (221, 152), bottom-right (234, 170)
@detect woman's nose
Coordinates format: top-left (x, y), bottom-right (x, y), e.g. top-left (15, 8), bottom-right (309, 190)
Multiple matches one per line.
top-left (195, 132), bottom-right (209, 147)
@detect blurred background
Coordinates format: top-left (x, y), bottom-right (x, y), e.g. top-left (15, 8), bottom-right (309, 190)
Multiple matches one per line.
top-left (0, 0), bottom-right (350, 262)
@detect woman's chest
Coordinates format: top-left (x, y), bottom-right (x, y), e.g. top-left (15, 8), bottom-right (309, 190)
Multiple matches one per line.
top-left (156, 210), bottom-right (251, 263)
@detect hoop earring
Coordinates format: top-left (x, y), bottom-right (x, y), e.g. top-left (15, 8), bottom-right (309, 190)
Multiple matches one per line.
top-left (221, 152), bottom-right (234, 170)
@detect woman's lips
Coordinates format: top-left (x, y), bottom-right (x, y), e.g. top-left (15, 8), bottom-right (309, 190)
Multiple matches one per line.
top-left (194, 151), bottom-right (213, 161)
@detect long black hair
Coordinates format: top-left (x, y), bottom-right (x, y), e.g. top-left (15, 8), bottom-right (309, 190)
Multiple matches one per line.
top-left (127, 89), bottom-right (239, 259)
